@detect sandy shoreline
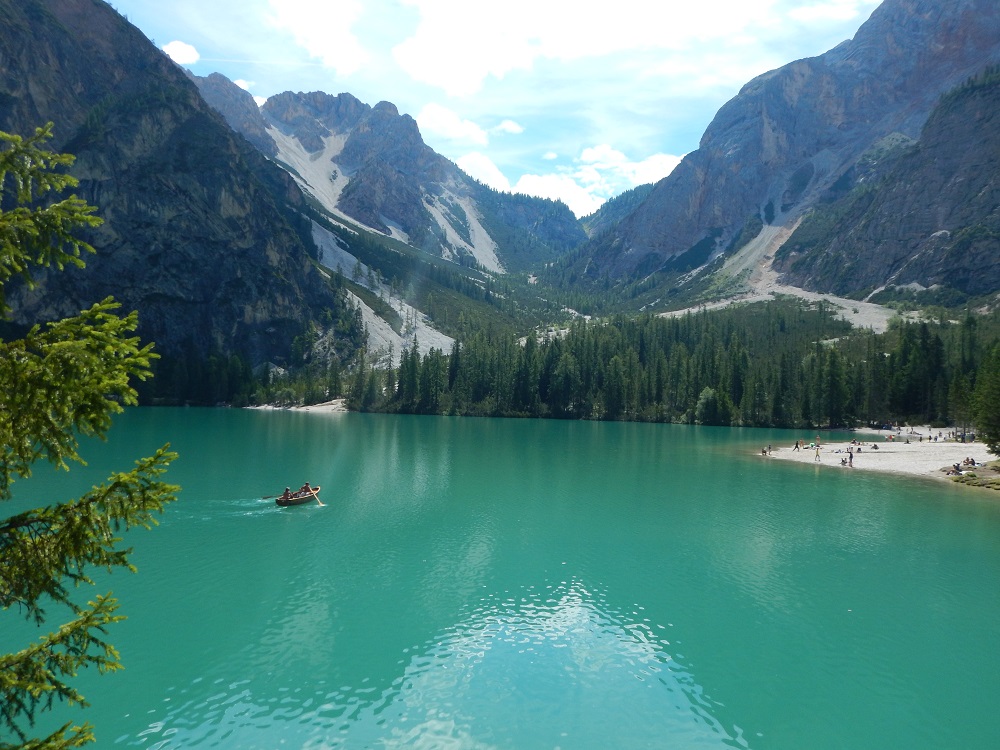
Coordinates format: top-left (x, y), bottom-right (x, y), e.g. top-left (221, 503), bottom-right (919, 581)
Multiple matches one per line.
top-left (761, 426), bottom-right (995, 482)
top-left (256, 404), bottom-right (995, 483)
top-left (250, 398), bottom-right (349, 413)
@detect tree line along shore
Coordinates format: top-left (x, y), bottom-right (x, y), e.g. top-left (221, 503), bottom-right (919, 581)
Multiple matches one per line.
top-left (257, 300), bottom-right (1000, 448)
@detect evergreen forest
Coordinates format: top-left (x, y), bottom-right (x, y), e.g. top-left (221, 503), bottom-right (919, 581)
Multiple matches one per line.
top-left (262, 298), bottom-right (1000, 432)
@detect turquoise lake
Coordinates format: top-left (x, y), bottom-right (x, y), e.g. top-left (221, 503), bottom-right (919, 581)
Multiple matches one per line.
top-left (5, 408), bottom-right (1000, 748)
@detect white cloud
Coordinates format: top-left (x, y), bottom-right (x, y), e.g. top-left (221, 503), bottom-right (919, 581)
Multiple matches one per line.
top-left (630, 154), bottom-right (683, 185)
top-left (253, 96), bottom-right (267, 107)
top-left (391, 0), bottom-right (880, 95)
top-left (456, 149), bottom-right (648, 218)
top-left (162, 40), bottom-right (200, 65)
top-left (640, 50), bottom-right (784, 98)
top-left (456, 152), bottom-right (511, 191)
top-left (121, 0), bottom-right (883, 221)
top-left (416, 104), bottom-right (489, 146)
top-left (490, 145), bottom-right (683, 218)
top-left (493, 119), bottom-right (524, 135)
top-left (266, 0), bottom-right (368, 76)
top-left (513, 174), bottom-right (604, 218)
top-left (789, 0), bottom-right (879, 22)
top-left (393, 0), bottom-right (536, 96)
top-left (580, 145), bottom-right (682, 187)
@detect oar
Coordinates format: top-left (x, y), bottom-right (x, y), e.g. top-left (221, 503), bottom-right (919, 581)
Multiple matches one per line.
top-left (313, 490), bottom-right (325, 507)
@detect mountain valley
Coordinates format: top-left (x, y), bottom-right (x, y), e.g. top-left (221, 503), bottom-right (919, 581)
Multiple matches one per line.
top-left (2, 0), bottom-right (1000, 411)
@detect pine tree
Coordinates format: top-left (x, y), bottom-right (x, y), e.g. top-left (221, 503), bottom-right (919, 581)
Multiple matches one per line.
top-left (0, 125), bottom-right (178, 749)
top-left (973, 344), bottom-right (1000, 454)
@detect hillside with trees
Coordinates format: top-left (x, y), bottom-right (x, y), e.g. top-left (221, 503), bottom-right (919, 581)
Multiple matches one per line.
top-left (338, 300), bottom-right (1000, 435)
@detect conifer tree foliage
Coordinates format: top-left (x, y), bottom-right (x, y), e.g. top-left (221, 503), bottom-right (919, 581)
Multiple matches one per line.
top-left (0, 125), bottom-right (177, 749)
top-left (974, 344), bottom-right (1000, 454)
top-left (366, 303), bottom-right (1000, 430)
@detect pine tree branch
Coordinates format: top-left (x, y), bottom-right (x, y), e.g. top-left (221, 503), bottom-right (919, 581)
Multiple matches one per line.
top-left (0, 447), bottom-right (177, 622)
top-left (0, 299), bottom-right (156, 500)
top-left (0, 595), bottom-right (121, 746)
top-left (0, 123), bottom-right (101, 314)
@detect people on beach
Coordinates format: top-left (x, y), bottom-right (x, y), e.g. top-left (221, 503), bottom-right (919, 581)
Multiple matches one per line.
top-left (793, 440), bottom-right (801, 451)
top-left (765, 425), bottom-right (990, 481)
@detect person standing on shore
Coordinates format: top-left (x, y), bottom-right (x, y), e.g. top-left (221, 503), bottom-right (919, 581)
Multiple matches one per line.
top-left (814, 444), bottom-right (821, 462)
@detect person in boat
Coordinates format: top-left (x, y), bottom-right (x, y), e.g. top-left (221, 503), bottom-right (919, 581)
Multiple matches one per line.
top-left (280, 487), bottom-right (291, 501)
top-left (299, 482), bottom-right (313, 494)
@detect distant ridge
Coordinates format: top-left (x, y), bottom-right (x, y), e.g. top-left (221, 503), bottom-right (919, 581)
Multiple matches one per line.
top-left (192, 77), bottom-right (588, 273)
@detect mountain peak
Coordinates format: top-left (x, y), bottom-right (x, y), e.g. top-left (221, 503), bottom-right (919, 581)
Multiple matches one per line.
top-left (584, 0), bottom-right (1000, 284)
top-left (373, 100), bottom-right (400, 117)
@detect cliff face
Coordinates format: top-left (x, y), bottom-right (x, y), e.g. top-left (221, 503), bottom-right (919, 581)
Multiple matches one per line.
top-left (582, 0), bottom-right (1000, 284)
top-left (188, 71), bottom-right (277, 158)
top-left (580, 184), bottom-right (655, 239)
top-left (196, 80), bottom-right (586, 273)
top-left (0, 0), bottom-right (356, 366)
top-left (773, 70), bottom-right (1000, 300)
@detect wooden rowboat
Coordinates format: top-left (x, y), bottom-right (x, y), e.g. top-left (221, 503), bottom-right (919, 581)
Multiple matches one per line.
top-left (276, 486), bottom-right (322, 507)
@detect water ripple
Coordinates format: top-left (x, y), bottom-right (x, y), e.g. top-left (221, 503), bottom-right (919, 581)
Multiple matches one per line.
top-left (323, 578), bottom-right (745, 749)
top-left (114, 577), bottom-right (746, 749)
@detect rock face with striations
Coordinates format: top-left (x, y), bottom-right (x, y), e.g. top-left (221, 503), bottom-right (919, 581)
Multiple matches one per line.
top-left (0, 0), bottom-right (356, 367)
top-left (582, 0), bottom-right (1000, 285)
top-left (193, 79), bottom-right (587, 273)
top-left (773, 70), bottom-right (1000, 300)
top-left (187, 71), bottom-right (277, 158)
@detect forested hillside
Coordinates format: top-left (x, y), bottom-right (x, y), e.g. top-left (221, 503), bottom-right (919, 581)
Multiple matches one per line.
top-left (332, 300), bottom-right (1000, 431)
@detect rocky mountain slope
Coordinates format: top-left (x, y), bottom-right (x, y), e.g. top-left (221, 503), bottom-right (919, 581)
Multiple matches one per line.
top-left (192, 77), bottom-right (586, 273)
top-left (187, 71), bottom-right (277, 158)
top-left (773, 68), bottom-right (1000, 303)
top-left (579, 0), bottom-right (1000, 294)
top-left (580, 183), bottom-right (655, 239)
top-left (0, 0), bottom-right (360, 368)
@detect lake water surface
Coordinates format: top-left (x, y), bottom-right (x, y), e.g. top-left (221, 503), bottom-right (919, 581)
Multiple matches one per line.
top-left (6, 408), bottom-right (1000, 748)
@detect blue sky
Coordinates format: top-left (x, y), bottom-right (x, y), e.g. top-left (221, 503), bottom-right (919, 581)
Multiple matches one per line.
top-left (109, 0), bottom-right (881, 216)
